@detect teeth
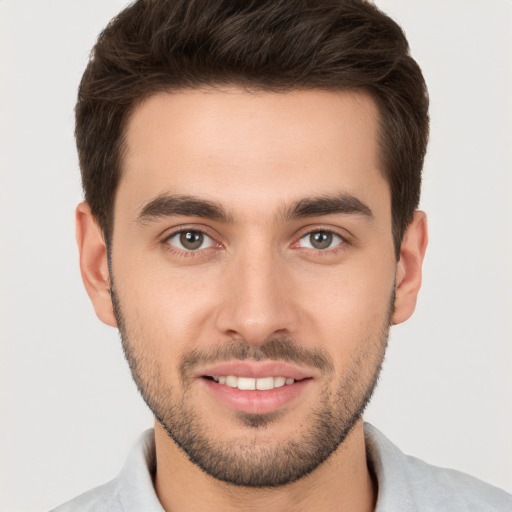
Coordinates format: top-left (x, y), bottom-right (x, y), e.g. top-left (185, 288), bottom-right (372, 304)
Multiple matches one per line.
top-left (212, 375), bottom-right (296, 390)
top-left (237, 377), bottom-right (256, 390)
top-left (274, 377), bottom-right (286, 387)
top-left (256, 377), bottom-right (274, 390)
top-left (225, 376), bottom-right (238, 388)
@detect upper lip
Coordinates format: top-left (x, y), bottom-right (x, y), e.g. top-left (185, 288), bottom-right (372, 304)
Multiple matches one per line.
top-left (197, 361), bottom-right (313, 380)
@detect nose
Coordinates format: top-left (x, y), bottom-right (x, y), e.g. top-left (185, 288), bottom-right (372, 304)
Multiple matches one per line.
top-left (214, 244), bottom-right (299, 345)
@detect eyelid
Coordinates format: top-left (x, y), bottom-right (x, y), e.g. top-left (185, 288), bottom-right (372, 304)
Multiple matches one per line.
top-left (166, 230), bottom-right (213, 250)
top-left (298, 230), bottom-right (343, 249)
top-left (291, 225), bottom-right (351, 256)
top-left (160, 225), bottom-right (223, 255)
top-left (294, 224), bottom-right (350, 241)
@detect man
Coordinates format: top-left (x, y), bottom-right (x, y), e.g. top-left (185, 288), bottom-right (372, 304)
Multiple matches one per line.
top-left (51, 0), bottom-right (511, 510)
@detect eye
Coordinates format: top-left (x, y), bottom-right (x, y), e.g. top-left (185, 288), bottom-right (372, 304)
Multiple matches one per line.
top-left (165, 230), bottom-right (214, 251)
top-left (298, 230), bottom-right (343, 250)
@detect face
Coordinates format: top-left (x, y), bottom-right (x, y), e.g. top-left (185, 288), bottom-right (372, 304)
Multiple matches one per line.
top-left (82, 88), bottom-right (412, 486)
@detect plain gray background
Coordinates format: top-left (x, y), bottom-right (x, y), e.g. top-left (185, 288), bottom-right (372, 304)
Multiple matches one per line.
top-left (1, 1), bottom-right (511, 510)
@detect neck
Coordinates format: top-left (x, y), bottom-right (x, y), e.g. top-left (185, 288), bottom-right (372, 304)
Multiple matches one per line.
top-left (153, 419), bottom-right (376, 512)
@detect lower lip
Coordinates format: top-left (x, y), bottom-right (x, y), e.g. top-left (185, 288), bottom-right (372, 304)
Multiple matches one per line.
top-left (201, 378), bottom-right (312, 415)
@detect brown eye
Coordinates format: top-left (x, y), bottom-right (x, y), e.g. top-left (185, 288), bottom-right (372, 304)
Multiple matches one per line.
top-left (167, 230), bottom-right (213, 251)
top-left (299, 230), bottom-right (342, 250)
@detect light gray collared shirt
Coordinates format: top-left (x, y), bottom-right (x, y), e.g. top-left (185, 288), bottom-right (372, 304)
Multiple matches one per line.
top-left (51, 423), bottom-right (512, 511)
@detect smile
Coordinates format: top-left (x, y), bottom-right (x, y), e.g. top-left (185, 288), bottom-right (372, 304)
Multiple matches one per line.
top-left (211, 375), bottom-right (295, 390)
top-left (198, 361), bottom-right (314, 414)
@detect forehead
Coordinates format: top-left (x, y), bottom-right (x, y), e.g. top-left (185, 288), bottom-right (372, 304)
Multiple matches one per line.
top-left (118, 88), bottom-right (389, 221)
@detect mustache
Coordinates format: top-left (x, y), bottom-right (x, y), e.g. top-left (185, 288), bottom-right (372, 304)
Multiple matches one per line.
top-left (180, 337), bottom-right (334, 380)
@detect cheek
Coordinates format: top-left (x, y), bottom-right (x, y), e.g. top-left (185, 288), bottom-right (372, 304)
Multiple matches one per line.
top-left (114, 257), bottom-right (222, 354)
top-left (296, 257), bottom-right (394, 347)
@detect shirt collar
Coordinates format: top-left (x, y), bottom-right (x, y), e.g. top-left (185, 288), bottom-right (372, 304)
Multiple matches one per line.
top-left (118, 424), bottom-right (412, 511)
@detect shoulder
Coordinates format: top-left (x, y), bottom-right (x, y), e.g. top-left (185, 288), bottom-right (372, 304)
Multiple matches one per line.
top-left (400, 452), bottom-right (512, 511)
top-left (50, 429), bottom-right (163, 512)
top-left (50, 478), bottom-right (120, 512)
top-left (364, 423), bottom-right (512, 512)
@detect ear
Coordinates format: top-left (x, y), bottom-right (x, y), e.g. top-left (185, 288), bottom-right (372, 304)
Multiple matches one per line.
top-left (76, 202), bottom-right (117, 327)
top-left (392, 210), bottom-right (428, 325)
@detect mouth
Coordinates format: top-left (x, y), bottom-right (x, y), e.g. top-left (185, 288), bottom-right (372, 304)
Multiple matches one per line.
top-left (205, 375), bottom-right (298, 390)
top-left (198, 361), bottom-right (314, 414)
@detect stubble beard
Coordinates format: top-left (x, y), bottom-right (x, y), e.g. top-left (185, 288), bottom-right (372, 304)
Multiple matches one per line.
top-left (111, 286), bottom-right (392, 488)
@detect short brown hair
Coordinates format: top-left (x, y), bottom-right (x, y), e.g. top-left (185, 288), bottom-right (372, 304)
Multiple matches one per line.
top-left (76, 0), bottom-right (429, 255)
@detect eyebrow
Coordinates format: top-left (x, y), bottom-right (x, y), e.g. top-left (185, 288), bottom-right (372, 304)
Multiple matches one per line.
top-left (281, 194), bottom-right (374, 221)
top-left (136, 192), bottom-right (373, 224)
top-left (136, 194), bottom-right (232, 223)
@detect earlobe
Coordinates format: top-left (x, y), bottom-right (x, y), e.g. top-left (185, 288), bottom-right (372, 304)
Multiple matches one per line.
top-left (76, 202), bottom-right (117, 327)
top-left (392, 211), bottom-right (428, 325)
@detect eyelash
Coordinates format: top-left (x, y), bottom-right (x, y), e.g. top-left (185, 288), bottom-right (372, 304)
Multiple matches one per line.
top-left (294, 228), bottom-right (347, 254)
top-left (160, 227), bottom-right (349, 258)
top-left (161, 228), bottom-right (219, 258)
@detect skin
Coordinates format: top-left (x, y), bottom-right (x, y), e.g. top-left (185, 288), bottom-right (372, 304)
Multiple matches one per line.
top-left (76, 88), bottom-right (427, 512)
